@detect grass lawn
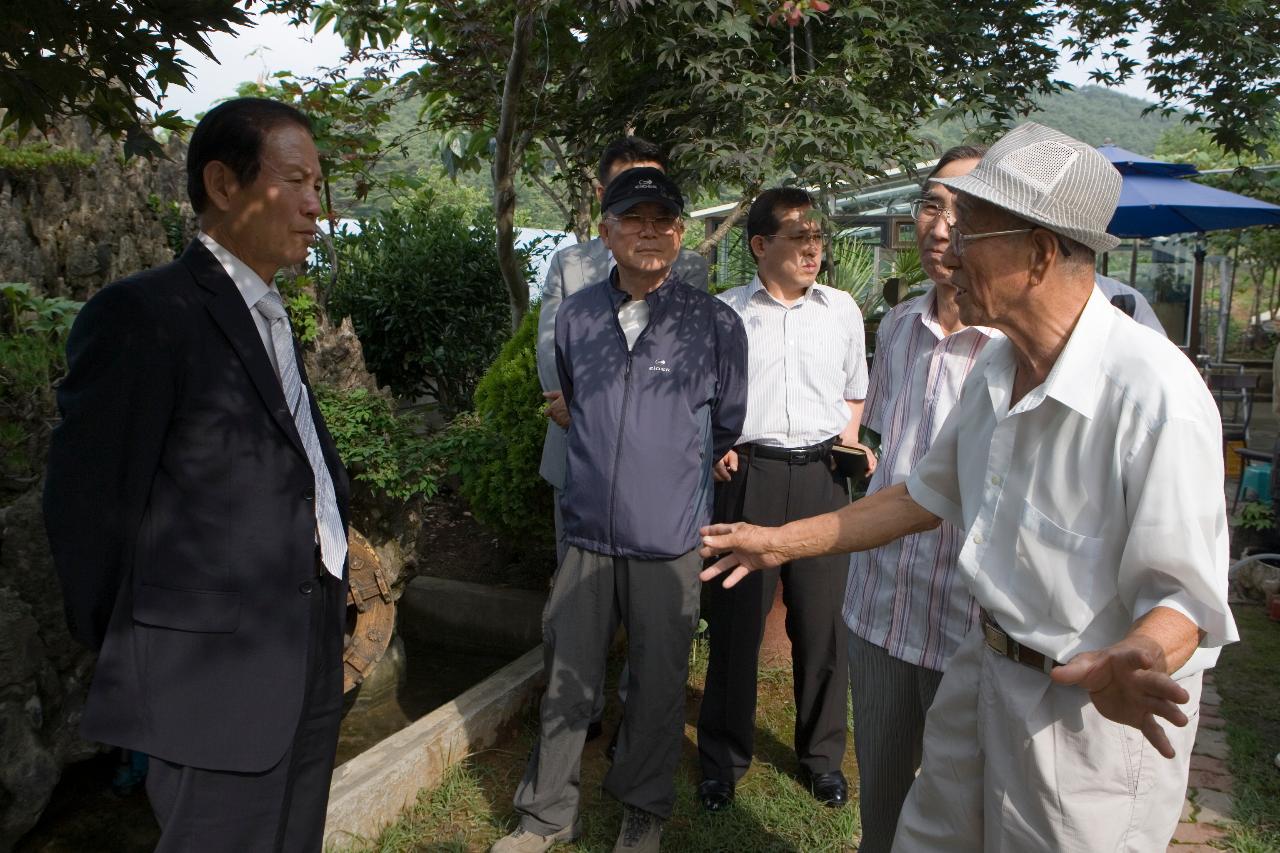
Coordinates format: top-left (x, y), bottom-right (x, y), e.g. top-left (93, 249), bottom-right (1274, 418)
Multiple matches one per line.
top-left (336, 641), bottom-right (860, 852)
top-left (1214, 603), bottom-right (1280, 852)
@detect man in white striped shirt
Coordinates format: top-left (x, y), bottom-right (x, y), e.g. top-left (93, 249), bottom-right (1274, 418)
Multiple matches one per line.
top-left (696, 187), bottom-right (872, 813)
top-left (843, 145), bottom-right (993, 852)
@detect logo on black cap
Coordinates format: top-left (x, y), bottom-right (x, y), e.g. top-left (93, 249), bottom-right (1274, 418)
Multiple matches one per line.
top-left (602, 167), bottom-right (684, 216)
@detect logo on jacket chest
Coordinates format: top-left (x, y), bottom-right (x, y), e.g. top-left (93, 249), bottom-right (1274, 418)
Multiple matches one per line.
top-left (648, 358), bottom-right (671, 373)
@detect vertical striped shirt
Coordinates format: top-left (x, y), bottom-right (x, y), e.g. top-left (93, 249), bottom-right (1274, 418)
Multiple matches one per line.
top-left (844, 286), bottom-right (996, 671)
top-left (717, 275), bottom-right (868, 447)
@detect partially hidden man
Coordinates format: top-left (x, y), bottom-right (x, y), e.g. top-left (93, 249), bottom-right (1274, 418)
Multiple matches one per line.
top-left (44, 98), bottom-right (350, 852)
top-left (494, 167), bottom-right (747, 853)
top-left (843, 145), bottom-right (994, 851)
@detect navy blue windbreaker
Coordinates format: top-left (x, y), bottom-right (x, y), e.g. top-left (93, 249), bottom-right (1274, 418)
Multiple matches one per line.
top-left (554, 272), bottom-right (748, 560)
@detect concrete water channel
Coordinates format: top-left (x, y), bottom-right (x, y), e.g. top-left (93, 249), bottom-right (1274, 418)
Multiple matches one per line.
top-left (16, 577), bottom-right (549, 852)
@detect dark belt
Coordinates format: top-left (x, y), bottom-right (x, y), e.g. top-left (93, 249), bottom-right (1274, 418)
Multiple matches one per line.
top-left (980, 609), bottom-right (1060, 674)
top-left (744, 437), bottom-right (836, 465)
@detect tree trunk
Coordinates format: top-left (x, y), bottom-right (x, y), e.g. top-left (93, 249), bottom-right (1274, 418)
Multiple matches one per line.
top-left (571, 189), bottom-right (594, 243)
top-left (493, 7), bottom-right (537, 330)
top-left (694, 193), bottom-right (754, 257)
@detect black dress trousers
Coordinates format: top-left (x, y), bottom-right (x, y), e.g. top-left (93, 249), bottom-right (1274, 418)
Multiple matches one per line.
top-left (145, 572), bottom-right (345, 853)
top-left (697, 448), bottom-right (850, 783)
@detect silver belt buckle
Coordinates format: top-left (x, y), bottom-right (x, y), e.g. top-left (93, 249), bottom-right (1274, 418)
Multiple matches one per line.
top-left (982, 620), bottom-right (1008, 657)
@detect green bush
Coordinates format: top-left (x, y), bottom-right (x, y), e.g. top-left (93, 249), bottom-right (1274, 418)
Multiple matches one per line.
top-left (434, 303), bottom-right (553, 549)
top-left (146, 194), bottom-right (191, 259)
top-left (314, 385), bottom-right (440, 504)
top-left (321, 189), bottom-right (517, 416)
top-left (0, 141), bottom-right (96, 174)
top-left (0, 283), bottom-right (82, 491)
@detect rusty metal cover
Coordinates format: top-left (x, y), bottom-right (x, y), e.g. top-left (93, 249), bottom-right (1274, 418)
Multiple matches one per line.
top-left (343, 528), bottom-right (396, 693)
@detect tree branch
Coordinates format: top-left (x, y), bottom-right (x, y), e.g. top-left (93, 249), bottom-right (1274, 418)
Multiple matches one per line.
top-left (493, 5), bottom-right (539, 330)
top-left (694, 193), bottom-right (754, 258)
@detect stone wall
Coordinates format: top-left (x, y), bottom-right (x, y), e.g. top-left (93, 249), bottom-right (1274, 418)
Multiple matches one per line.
top-left (0, 123), bottom-right (192, 848)
top-left (0, 120), bottom-right (190, 301)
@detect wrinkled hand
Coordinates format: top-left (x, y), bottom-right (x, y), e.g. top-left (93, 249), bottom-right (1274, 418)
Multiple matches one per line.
top-left (543, 391), bottom-right (570, 429)
top-left (1050, 637), bottom-right (1191, 759)
top-left (698, 522), bottom-right (785, 588)
top-left (713, 449), bottom-right (739, 482)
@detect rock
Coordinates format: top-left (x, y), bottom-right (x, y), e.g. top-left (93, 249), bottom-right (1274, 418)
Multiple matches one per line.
top-left (0, 119), bottom-right (191, 302)
top-left (1230, 554), bottom-right (1280, 602)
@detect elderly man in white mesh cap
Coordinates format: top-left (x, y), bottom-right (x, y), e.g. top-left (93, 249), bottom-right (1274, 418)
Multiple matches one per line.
top-left (697, 122), bottom-right (1238, 850)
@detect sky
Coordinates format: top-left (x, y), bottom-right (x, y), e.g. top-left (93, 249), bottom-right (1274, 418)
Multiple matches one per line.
top-left (160, 12), bottom-right (1158, 119)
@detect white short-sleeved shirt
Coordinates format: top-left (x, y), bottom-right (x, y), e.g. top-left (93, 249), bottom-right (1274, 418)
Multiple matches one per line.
top-left (906, 288), bottom-right (1238, 675)
top-left (718, 275), bottom-right (869, 447)
top-left (845, 287), bottom-right (996, 670)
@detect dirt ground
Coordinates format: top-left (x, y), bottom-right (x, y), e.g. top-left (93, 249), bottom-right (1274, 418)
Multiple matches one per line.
top-left (412, 485), bottom-right (555, 591)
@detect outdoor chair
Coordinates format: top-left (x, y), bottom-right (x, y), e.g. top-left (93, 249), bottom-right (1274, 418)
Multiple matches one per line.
top-left (1233, 442), bottom-right (1275, 512)
top-left (1207, 371), bottom-right (1258, 445)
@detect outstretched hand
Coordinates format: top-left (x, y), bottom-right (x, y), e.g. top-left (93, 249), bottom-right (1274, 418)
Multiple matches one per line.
top-left (699, 522), bottom-right (785, 588)
top-left (1051, 637), bottom-right (1191, 759)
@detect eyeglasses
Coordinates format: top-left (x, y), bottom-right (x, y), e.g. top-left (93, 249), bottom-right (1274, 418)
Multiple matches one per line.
top-left (764, 231), bottom-right (829, 247)
top-left (951, 228), bottom-right (1033, 258)
top-left (909, 198), bottom-right (955, 226)
top-left (608, 213), bottom-right (682, 235)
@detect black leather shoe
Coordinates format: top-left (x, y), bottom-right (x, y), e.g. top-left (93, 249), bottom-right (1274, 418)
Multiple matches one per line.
top-left (698, 779), bottom-right (735, 813)
top-left (806, 770), bottom-right (848, 808)
top-left (585, 720), bottom-right (604, 742)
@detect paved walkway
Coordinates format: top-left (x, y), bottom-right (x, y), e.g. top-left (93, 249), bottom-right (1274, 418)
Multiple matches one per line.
top-left (1168, 672), bottom-right (1235, 849)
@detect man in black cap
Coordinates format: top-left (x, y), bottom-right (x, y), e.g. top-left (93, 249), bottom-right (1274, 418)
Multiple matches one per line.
top-left (492, 168), bottom-right (748, 853)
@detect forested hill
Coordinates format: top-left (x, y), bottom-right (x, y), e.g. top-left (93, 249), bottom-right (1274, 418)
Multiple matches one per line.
top-left (926, 85), bottom-right (1179, 156)
top-left (353, 84), bottom-right (1177, 226)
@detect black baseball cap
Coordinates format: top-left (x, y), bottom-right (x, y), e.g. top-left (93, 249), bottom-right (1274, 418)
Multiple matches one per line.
top-left (602, 167), bottom-right (684, 216)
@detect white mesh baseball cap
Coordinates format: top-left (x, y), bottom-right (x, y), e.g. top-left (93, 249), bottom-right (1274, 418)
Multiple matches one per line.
top-left (935, 122), bottom-right (1122, 254)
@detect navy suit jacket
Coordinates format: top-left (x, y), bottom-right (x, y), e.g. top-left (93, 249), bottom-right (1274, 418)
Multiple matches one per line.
top-left (44, 239), bottom-right (350, 773)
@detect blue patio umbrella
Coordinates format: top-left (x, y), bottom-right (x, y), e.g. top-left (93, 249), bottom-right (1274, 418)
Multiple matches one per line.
top-left (1097, 144), bottom-right (1280, 237)
top-left (1096, 144), bottom-right (1280, 354)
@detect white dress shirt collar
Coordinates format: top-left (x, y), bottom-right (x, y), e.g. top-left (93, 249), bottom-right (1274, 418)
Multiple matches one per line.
top-left (906, 284), bottom-right (998, 342)
top-left (746, 273), bottom-right (831, 307)
top-left (197, 231), bottom-right (277, 311)
top-left (983, 287), bottom-right (1111, 421)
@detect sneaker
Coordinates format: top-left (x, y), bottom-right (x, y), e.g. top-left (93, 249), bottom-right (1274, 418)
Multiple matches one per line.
top-left (489, 820), bottom-right (580, 853)
top-left (613, 806), bottom-right (664, 853)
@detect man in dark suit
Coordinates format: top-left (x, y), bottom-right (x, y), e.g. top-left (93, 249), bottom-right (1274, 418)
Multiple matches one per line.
top-left (43, 98), bottom-right (350, 852)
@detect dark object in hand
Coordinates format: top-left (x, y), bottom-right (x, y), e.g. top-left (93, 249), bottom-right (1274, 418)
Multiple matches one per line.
top-left (830, 444), bottom-right (868, 484)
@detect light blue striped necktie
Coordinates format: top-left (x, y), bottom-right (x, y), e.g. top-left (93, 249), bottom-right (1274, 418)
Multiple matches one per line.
top-left (256, 291), bottom-right (347, 579)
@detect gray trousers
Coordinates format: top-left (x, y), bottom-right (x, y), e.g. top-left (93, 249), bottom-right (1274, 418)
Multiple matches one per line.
top-left (847, 632), bottom-right (944, 853)
top-left (553, 491), bottom-right (628, 721)
top-left (514, 545), bottom-right (701, 834)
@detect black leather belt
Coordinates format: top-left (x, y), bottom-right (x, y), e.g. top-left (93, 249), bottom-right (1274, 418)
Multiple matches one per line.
top-left (745, 437), bottom-right (836, 465)
top-left (980, 609), bottom-right (1060, 674)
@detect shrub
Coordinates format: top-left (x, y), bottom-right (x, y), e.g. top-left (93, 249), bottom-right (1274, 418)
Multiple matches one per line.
top-left (435, 303), bottom-right (554, 549)
top-left (0, 141), bottom-right (96, 174)
top-left (1234, 500), bottom-right (1274, 532)
top-left (314, 385), bottom-right (441, 504)
top-left (0, 283), bottom-right (82, 491)
top-left (321, 190), bottom-right (518, 416)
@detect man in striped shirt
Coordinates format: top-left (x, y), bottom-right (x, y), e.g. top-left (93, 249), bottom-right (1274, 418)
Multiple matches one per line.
top-left (843, 145), bottom-right (993, 853)
top-left (697, 187), bottom-right (872, 813)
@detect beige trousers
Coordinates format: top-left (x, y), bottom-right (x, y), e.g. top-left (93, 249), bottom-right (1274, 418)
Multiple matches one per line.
top-left (893, 627), bottom-right (1202, 852)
